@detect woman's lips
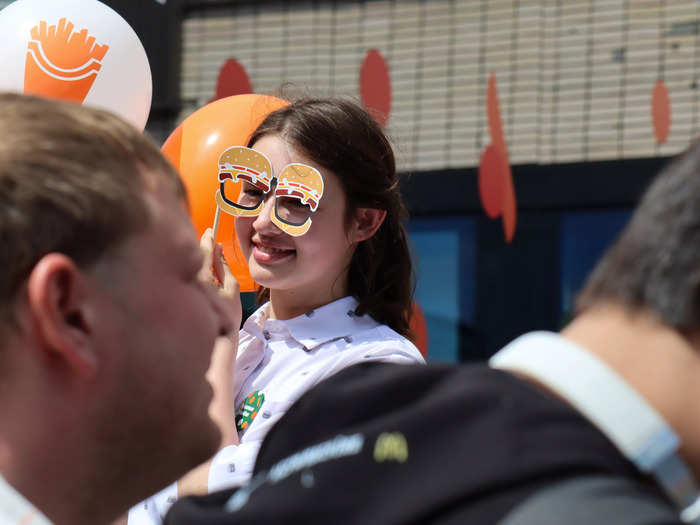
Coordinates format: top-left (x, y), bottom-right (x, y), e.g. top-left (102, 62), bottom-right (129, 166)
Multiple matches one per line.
top-left (252, 243), bottom-right (295, 264)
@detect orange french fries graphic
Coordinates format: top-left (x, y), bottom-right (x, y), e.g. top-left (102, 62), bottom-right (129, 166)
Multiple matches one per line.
top-left (24, 18), bottom-right (109, 103)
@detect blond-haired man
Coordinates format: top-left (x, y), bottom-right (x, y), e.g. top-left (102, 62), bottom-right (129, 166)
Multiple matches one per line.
top-left (0, 93), bottom-right (234, 525)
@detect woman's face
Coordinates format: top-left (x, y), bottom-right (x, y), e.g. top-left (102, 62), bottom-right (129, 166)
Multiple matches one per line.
top-left (234, 134), bottom-right (355, 304)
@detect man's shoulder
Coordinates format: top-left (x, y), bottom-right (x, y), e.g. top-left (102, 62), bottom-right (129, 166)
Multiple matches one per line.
top-left (257, 361), bottom-right (616, 463)
top-left (254, 363), bottom-right (644, 516)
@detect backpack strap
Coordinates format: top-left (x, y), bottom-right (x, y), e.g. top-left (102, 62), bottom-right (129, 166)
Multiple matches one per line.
top-left (491, 332), bottom-right (700, 523)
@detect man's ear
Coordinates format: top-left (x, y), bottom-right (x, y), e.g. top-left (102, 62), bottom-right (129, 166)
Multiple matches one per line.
top-left (349, 208), bottom-right (387, 243)
top-left (25, 254), bottom-right (98, 377)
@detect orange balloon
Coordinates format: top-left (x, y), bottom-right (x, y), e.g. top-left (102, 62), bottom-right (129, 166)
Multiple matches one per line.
top-left (162, 94), bottom-right (289, 292)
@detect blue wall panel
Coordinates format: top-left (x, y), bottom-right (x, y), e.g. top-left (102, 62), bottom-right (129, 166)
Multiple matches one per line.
top-left (408, 218), bottom-right (476, 363)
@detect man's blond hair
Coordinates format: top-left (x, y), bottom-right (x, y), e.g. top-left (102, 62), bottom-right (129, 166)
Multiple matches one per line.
top-left (0, 93), bottom-right (184, 322)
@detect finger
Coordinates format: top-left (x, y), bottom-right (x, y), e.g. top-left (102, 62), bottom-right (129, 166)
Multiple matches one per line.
top-left (212, 242), bottom-right (227, 287)
top-left (222, 262), bottom-right (240, 297)
top-left (214, 244), bottom-right (240, 297)
top-left (199, 228), bottom-right (215, 282)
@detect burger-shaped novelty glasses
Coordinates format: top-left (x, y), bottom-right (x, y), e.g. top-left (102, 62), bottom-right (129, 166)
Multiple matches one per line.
top-left (215, 146), bottom-right (324, 237)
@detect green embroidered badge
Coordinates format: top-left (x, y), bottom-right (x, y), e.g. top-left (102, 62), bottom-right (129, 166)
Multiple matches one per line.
top-left (235, 390), bottom-right (265, 432)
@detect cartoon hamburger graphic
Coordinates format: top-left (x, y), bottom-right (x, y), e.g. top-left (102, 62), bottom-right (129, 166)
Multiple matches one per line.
top-left (215, 146), bottom-right (273, 217)
top-left (270, 163), bottom-right (324, 236)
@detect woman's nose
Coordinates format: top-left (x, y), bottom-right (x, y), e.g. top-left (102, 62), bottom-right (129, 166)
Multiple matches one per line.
top-left (252, 194), bottom-right (281, 234)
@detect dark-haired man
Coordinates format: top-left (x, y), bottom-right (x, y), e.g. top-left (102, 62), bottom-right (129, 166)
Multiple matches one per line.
top-left (166, 141), bottom-right (700, 524)
top-left (0, 93), bottom-right (235, 525)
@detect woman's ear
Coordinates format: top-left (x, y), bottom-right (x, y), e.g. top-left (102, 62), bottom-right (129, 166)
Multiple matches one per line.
top-left (350, 208), bottom-right (387, 243)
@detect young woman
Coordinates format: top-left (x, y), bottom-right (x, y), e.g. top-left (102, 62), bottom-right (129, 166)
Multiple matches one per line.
top-left (128, 98), bottom-right (424, 524)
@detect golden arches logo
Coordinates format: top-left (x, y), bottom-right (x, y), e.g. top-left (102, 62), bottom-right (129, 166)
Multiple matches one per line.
top-left (373, 432), bottom-right (409, 463)
top-left (24, 18), bottom-right (109, 103)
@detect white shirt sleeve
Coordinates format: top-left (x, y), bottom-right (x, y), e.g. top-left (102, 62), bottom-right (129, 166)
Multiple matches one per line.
top-left (321, 339), bottom-right (425, 380)
top-left (127, 481), bottom-right (177, 525)
top-left (0, 475), bottom-right (53, 525)
top-left (207, 440), bottom-right (263, 492)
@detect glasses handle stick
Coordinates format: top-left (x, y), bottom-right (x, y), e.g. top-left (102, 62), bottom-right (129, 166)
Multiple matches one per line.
top-left (212, 205), bottom-right (221, 242)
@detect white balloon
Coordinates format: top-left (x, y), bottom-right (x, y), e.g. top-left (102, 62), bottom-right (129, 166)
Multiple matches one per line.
top-left (0, 0), bottom-right (152, 130)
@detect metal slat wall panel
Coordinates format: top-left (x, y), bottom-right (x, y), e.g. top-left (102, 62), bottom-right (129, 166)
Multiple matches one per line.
top-left (538, 1), bottom-right (559, 164)
top-left (587, 2), bottom-right (624, 161)
top-left (390, 1), bottom-right (423, 170)
top-left (181, 0), bottom-right (700, 170)
top-left (508, 1), bottom-right (540, 164)
top-left (413, 2), bottom-right (451, 171)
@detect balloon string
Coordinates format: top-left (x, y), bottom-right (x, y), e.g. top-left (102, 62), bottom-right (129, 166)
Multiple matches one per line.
top-left (212, 205), bottom-right (221, 242)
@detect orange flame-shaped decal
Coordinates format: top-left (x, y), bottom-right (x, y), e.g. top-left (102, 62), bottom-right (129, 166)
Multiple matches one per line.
top-left (24, 18), bottom-right (109, 103)
top-left (360, 49), bottom-right (392, 127)
top-left (651, 80), bottom-right (671, 144)
top-left (211, 58), bottom-right (252, 102)
top-left (479, 73), bottom-right (517, 243)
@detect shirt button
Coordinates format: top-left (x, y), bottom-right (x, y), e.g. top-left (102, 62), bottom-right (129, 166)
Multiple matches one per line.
top-left (262, 411), bottom-right (271, 419)
top-left (228, 463), bottom-right (236, 472)
top-left (263, 330), bottom-right (271, 340)
top-left (346, 310), bottom-right (355, 317)
top-left (305, 310), bottom-right (315, 318)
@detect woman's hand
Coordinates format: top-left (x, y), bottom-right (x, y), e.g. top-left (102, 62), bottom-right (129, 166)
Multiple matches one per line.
top-left (200, 228), bottom-right (240, 301)
top-left (199, 227), bottom-right (241, 446)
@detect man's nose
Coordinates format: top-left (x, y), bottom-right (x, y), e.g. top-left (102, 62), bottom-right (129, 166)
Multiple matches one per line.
top-left (210, 287), bottom-right (237, 337)
top-left (200, 277), bottom-right (237, 337)
top-left (217, 298), bottom-right (234, 337)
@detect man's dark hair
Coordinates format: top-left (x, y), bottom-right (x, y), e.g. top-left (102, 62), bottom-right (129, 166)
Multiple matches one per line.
top-left (577, 139), bottom-right (700, 331)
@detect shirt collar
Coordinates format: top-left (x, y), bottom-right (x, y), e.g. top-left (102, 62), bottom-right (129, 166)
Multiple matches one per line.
top-left (242, 296), bottom-right (379, 351)
top-left (0, 474), bottom-right (53, 524)
top-left (242, 303), bottom-right (269, 341)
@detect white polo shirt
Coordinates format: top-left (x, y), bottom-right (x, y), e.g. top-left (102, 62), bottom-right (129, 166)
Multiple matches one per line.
top-left (129, 296), bottom-right (424, 525)
top-left (0, 475), bottom-right (52, 525)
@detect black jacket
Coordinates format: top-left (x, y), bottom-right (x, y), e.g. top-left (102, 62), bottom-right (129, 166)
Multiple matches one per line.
top-left (165, 362), bottom-right (673, 524)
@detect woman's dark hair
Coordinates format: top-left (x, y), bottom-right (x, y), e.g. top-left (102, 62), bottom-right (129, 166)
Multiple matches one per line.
top-left (247, 97), bottom-right (414, 337)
